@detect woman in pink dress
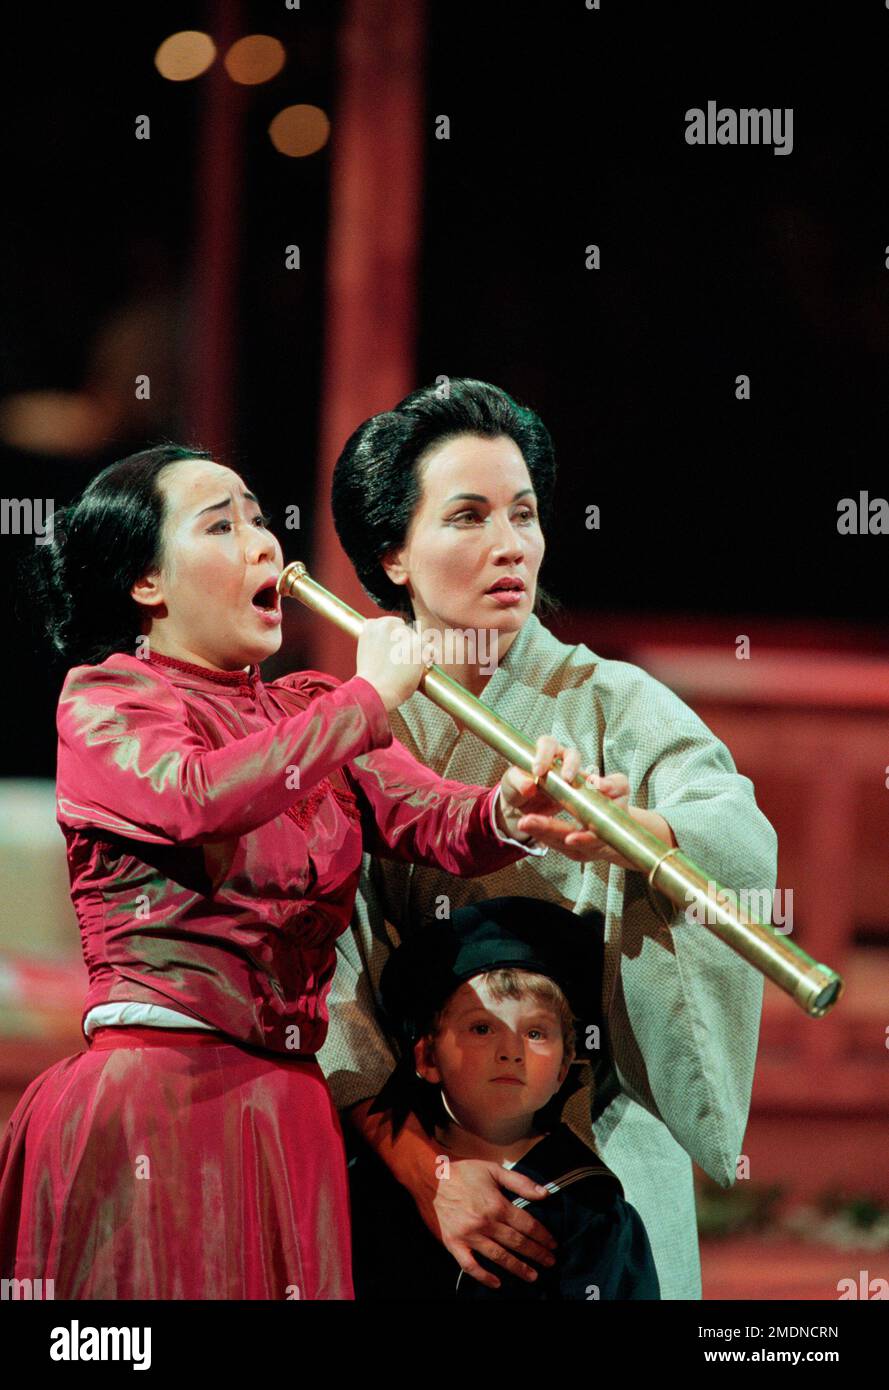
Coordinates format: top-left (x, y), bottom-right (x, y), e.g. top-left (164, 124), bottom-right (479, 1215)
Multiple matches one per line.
top-left (0, 444), bottom-right (588, 1300)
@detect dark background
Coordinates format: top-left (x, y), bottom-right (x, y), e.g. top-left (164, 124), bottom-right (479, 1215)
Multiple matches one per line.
top-left (3, 0), bottom-right (888, 777)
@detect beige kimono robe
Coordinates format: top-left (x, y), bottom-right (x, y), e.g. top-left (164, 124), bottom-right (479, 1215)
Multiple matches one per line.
top-left (318, 613), bottom-right (777, 1299)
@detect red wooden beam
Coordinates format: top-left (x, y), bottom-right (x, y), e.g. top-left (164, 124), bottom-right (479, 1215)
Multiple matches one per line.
top-left (186, 0), bottom-right (245, 457)
top-left (309, 0), bottom-right (427, 677)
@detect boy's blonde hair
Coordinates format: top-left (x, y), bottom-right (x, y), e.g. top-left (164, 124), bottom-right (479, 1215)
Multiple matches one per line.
top-left (428, 967), bottom-right (577, 1061)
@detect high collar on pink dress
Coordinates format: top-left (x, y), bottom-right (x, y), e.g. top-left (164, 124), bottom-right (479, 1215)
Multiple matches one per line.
top-left (144, 650), bottom-right (263, 696)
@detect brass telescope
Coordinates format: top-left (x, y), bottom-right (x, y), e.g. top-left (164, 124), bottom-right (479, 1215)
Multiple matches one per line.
top-left (277, 561), bottom-right (844, 1019)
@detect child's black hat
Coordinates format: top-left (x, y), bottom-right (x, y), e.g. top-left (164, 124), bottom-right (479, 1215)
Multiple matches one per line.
top-left (370, 895), bottom-right (608, 1136)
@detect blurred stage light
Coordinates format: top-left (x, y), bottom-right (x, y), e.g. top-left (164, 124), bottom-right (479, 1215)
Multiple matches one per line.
top-left (224, 35), bottom-right (286, 85)
top-left (154, 31), bottom-right (216, 82)
top-left (268, 105), bottom-right (330, 158)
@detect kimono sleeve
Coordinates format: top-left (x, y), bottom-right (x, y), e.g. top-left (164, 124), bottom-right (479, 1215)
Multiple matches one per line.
top-left (600, 661), bottom-right (778, 1185)
top-left (316, 864), bottom-right (403, 1112)
top-left (55, 659), bottom-right (392, 846)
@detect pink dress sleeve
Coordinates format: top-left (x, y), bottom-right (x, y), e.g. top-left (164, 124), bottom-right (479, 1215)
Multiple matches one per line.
top-left (56, 657), bottom-right (393, 847)
top-left (348, 741), bottom-right (527, 876)
top-left (270, 668), bottom-right (530, 877)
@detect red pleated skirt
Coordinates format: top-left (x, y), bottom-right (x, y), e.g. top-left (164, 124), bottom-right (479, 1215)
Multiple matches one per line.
top-left (0, 1027), bottom-right (354, 1300)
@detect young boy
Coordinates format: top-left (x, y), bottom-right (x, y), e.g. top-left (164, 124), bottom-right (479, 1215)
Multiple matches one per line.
top-left (346, 895), bottom-right (661, 1299)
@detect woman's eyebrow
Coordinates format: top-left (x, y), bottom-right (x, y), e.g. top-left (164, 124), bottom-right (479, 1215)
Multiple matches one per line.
top-left (443, 488), bottom-right (535, 504)
top-left (195, 490), bottom-right (260, 518)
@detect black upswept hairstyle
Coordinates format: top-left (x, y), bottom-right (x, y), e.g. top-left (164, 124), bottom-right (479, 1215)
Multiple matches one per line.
top-left (20, 443), bottom-right (213, 667)
top-left (331, 378), bottom-right (558, 615)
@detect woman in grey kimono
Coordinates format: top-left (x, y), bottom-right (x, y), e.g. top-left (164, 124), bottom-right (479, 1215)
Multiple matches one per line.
top-left (317, 379), bottom-right (778, 1300)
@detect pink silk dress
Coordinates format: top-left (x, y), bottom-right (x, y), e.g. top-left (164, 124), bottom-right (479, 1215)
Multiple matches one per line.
top-left (0, 649), bottom-right (527, 1300)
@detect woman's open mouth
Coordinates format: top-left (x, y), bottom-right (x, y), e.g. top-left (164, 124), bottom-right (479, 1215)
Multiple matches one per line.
top-left (485, 577), bottom-right (526, 607)
top-left (250, 579), bottom-right (282, 624)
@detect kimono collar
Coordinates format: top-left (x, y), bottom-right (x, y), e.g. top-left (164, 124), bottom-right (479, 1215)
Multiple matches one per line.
top-left (480, 612), bottom-right (574, 706)
top-left (144, 650), bottom-right (262, 692)
top-left (391, 613), bottom-right (577, 766)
